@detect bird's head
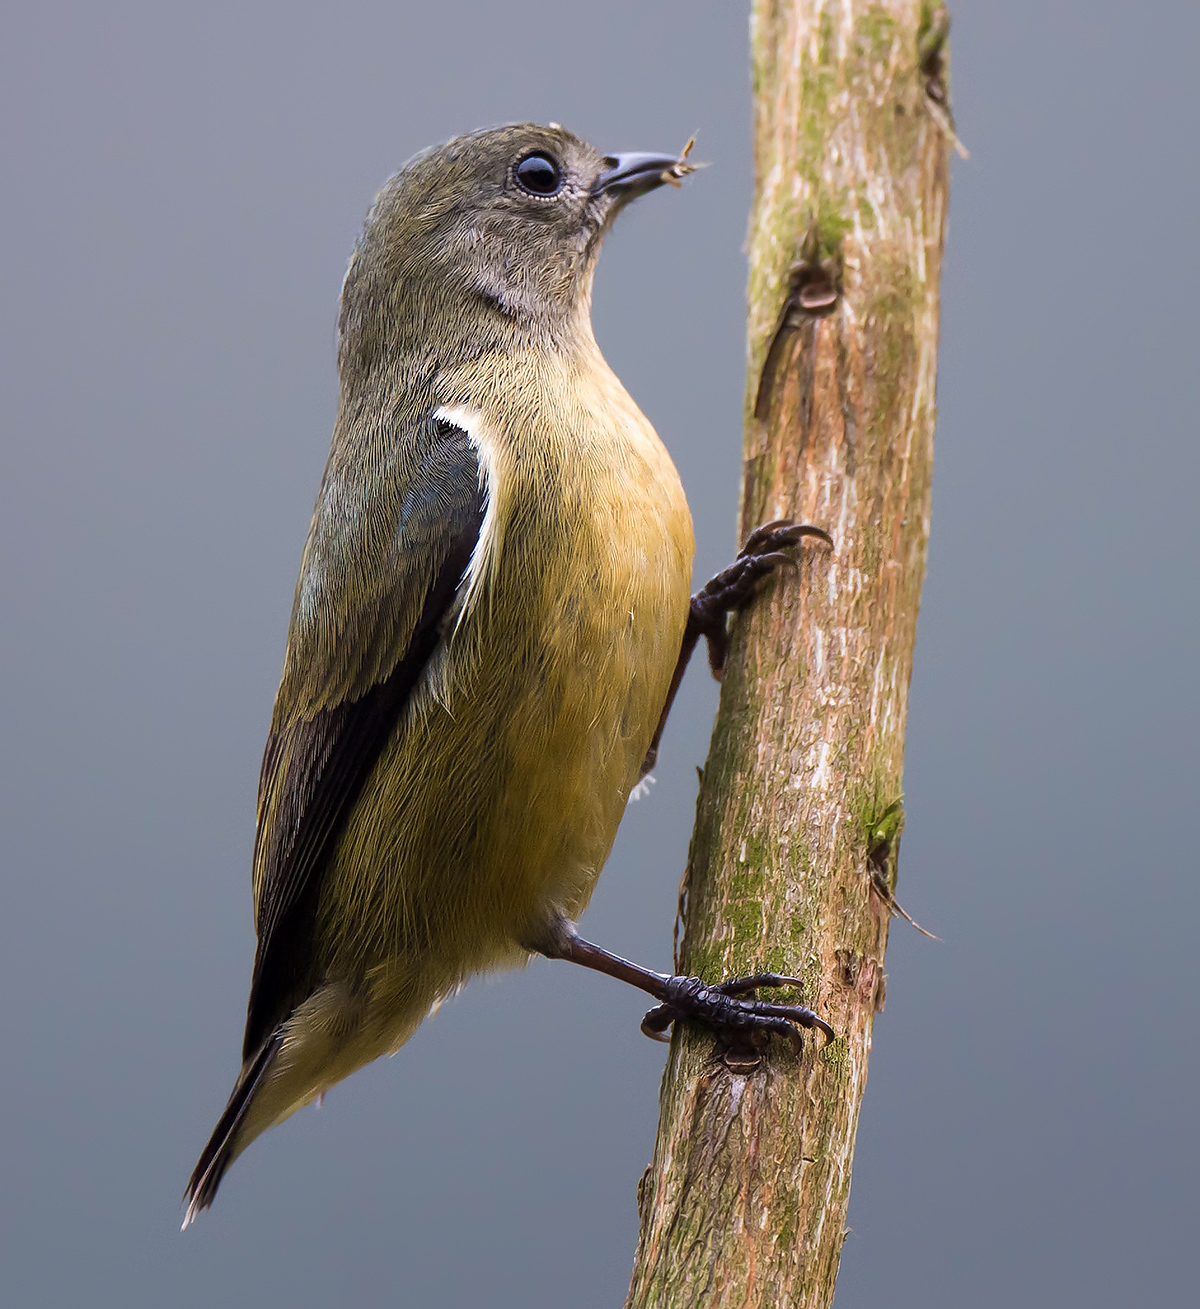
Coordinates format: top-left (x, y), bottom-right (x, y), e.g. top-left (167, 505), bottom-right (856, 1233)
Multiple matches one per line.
top-left (338, 122), bottom-right (695, 371)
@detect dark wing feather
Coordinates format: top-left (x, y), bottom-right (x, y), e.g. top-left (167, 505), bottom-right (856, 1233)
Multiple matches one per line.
top-left (242, 418), bottom-right (484, 1060)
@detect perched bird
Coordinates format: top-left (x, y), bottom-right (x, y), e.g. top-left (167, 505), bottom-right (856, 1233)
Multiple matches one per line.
top-left (185, 122), bottom-right (832, 1225)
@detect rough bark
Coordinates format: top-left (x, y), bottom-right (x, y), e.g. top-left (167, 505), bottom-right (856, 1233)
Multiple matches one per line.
top-left (625, 3), bottom-right (951, 1306)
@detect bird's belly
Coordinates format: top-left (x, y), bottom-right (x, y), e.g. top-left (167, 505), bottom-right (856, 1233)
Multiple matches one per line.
top-left (316, 517), bottom-right (690, 993)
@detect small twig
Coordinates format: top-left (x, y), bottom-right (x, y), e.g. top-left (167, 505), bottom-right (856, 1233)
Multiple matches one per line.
top-left (870, 871), bottom-right (941, 940)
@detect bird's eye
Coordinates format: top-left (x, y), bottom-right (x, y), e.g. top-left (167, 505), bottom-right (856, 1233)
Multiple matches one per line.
top-left (514, 152), bottom-right (562, 197)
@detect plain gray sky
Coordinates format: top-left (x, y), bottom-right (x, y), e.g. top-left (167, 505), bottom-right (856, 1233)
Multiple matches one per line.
top-left (2, 2), bottom-right (1196, 1305)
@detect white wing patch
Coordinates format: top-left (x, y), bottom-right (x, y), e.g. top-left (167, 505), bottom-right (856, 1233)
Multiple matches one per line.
top-left (434, 404), bottom-right (504, 633)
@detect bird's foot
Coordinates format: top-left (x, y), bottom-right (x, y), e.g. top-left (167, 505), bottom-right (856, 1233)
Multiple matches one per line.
top-left (691, 520), bottom-right (833, 675)
top-left (639, 971), bottom-right (835, 1057)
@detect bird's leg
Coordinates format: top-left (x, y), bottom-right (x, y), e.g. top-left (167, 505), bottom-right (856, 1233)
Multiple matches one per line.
top-left (530, 917), bottom-right (835, 1054)
top-left (639, 520), bottom-right (833, 776)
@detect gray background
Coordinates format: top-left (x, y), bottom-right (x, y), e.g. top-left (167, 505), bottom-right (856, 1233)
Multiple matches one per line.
top-left (2, 2), bottom-right (1196, 1305)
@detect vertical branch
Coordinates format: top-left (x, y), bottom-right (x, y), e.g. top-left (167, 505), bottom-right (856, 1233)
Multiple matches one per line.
top-left (625, 3), bottom-right (951, 1306)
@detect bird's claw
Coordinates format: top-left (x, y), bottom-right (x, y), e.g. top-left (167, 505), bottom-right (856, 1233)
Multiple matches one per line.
top-left (692, 519), bottom-right (833, 627)
top-left (640, 972), bottom-right (835, 1053)
top-left (737, 520), bottom-right (833, 560)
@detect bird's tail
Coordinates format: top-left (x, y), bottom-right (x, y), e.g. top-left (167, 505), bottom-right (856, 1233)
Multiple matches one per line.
top-left (183, 1031), bottom-right (283, 1228)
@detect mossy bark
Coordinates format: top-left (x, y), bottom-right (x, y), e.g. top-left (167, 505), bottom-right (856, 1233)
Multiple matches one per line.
top-left (625, 3), bottom-right (951, 1306)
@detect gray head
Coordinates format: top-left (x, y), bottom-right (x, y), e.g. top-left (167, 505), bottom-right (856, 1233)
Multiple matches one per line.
top-left (338, 123), bottom-right (693, 373)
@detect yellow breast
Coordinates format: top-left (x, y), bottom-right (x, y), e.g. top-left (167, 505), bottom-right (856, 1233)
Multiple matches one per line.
top-left (318, 340), bottom-right (693, 988)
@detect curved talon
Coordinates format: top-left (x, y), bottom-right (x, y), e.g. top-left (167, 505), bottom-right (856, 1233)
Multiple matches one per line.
top-left (738, 518), bottom-right (795, 555)
top-left (805, 1012), bottom-right (838, 1044)
top-left (745, 549), bottom-right (797, 574)
top-left (751, 1016), bottom-right (806, 1056)
top-left (640, 1004), bottom-right (676, 1042)
top-left (774, 523), bottom-right (834, 549)
top-left (748, 551), bottom-right (794, 571)
top-left (737, 520), bottom-right (834, 559)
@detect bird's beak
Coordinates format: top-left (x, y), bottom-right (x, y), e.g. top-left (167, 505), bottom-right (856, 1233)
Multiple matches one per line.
top-left (592, 151), bottom-right (695, 199)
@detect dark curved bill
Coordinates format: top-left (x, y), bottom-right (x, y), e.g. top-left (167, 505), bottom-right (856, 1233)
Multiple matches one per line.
top-left (592, 151), bottom-right (694, 197)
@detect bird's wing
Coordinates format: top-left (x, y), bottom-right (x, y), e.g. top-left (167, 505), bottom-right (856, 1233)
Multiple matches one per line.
top-left (242, 412), bottom-right (485, 1060)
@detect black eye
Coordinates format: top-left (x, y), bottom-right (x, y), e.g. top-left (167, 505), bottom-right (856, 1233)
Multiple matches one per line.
top-left (514, 152), bottom-right (562, 196)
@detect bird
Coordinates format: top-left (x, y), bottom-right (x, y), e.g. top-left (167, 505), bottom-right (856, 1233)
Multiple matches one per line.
top-left (184, 122), bottom-right (832, 1226)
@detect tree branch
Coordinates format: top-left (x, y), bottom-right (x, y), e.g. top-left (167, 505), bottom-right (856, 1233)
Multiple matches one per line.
top-left (625, 3), bottom-right (951, 1304)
